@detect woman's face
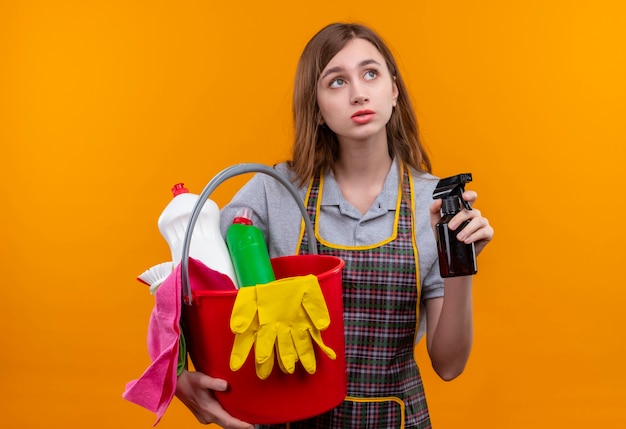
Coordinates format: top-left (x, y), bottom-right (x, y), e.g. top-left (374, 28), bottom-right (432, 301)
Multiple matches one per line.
top-left (316, 38), bottom-right (398, 146)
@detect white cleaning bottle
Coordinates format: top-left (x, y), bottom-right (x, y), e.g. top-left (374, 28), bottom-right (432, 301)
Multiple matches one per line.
top-left (158, 183), bottom-right (238, 288)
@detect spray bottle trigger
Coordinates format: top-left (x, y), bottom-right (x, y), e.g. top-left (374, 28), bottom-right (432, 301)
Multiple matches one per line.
top-left (461, 197), bottom-right (472, 211)
top-left (433, 173), bottom-right (474, 211)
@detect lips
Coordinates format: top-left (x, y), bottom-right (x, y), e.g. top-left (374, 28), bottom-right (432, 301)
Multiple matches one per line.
top-left (351, 110), bottom-right (375, 124)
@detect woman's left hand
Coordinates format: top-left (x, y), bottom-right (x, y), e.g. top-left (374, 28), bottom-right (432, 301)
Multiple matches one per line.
top-left (429, 190), bottom-right (494, 256)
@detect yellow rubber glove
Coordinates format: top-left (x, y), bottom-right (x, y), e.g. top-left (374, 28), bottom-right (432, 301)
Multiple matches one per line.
top-left (255, 274), bottom-right (336, 375)
top-left (229, 287), bottom-right (275, 380)
top-left (229, 275), bottom-right (336, 379)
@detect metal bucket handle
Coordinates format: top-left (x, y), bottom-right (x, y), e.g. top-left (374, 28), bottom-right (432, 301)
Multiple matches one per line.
top-left (180, 163), bottom-right (317, 305)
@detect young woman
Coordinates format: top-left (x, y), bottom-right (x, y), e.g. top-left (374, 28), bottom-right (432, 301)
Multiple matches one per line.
top-left (175, 22), bottom-right (493, 429)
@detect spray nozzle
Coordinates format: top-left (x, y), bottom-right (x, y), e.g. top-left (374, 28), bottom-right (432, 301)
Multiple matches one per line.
top-left (432, 173), bottom-right (473, 211)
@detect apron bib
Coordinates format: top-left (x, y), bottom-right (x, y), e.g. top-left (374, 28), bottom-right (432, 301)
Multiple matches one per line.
top-left (260, 166), bottom-right (431, 429)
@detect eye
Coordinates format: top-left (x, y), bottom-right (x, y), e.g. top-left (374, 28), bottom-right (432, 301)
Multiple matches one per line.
top-left (364, 70), bottom-right (377, 80)
top-left (329, 78), bottom-right (345, 88)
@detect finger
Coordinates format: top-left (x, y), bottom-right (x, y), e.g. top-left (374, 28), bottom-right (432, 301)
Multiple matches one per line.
top-left (230, 337), bottom-right (254, 371)
top-left (462, 190), bottom-right (478, 206)
top-left (449, 207), bottom-right (482, 231)
top-left (254, 325), bottom-right (277, 364)
top-left (208, 401), bottom-right (255, 429)
top-left (276, 342), bottom-right (289, 374)
top-left (309, 328), bottom-right (336, 360)
top-left (230, 288), bottom-right (258, 333)
top-left (291, 328), bottom-right (316, 374)
top-left (276, 327), bottom-right (297, 374)
top-left (301, 276), bottom-right (331, 330)
top-left (460, 223), bottom-right (494, 256)
top-left (178, 370), bottom-right (228, 393)
top-left (255, 345), bottom-right (275, 380)
top-left (176, 372), bottom-right (255, 429)
top-left (429, 200), bottom-right (443, 231)
top-left (456, 215), bottom-right (490, 243)
top-left (229, 319), bottom-right (257, 371)
top-left (429, 199), bottom-right (442, 215)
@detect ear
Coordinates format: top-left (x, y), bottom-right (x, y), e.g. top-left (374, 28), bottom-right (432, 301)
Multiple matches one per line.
top-left (392, 77), bottom-right (399, 107)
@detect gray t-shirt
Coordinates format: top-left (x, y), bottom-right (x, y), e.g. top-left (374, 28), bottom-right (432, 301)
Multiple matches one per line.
top-left (219, 158), bottom-right (444, 341)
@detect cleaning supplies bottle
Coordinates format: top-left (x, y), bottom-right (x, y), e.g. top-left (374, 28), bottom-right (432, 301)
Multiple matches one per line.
top-left (432, 173), bottom-right (478, 278)
top-left (226, 207), bottom-right (276, 287)
top-left (158, 183), bottom-right (238, 287)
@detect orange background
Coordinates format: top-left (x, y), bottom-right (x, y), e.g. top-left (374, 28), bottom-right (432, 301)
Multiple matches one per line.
top-left (2, 1), bottom-right (625, 428)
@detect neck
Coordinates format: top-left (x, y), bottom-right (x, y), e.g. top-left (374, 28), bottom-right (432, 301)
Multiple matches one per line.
top-left (331, 141), bottom-right (393, 215)
top-left (333, 136), bottom-right (392, 182)
top-left (333, 152), bottom-right (392, 184)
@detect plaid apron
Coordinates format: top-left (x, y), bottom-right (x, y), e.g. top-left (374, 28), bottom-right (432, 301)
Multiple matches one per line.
top-left (260, 166), bottom-right (431, 429)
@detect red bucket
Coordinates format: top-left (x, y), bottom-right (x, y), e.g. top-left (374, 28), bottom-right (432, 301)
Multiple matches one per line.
top-left (181, 254), bottom-right (347, 424)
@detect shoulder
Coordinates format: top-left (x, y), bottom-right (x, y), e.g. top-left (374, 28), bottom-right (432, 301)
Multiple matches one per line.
top-left (252, 163), bottom-right (308, 204)
top-left (407, 167), bottom-right (439, 205)
top-left (273, 161), bottom-right (295, 178)
top-left (251, 162), bottom-right (301, 189)
top-left (230, 162), bottom-right (302, 197)
top-left (220, 162), bottom-right (303, 238)
top-left (408, 166), bottom-right (439, 187)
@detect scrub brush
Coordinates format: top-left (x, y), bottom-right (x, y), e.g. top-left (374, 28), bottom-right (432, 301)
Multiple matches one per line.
top-left (137, 261), bottom-right (174, 294)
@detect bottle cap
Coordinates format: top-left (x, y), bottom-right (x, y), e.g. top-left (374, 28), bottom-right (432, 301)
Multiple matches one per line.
top-left (171, 183), bottom-right (189, 197)
top-left (233, 207), bottom-right (254, 225)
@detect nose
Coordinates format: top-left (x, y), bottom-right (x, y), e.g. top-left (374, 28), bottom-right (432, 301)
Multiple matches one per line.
top-left (350, 82), bottom-right (369, 104)
top-left (351, 94), bottom-right (369, 105)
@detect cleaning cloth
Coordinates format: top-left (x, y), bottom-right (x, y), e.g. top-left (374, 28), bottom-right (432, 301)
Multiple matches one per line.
top-left (122, 261), bottom-right (181, 425)
top-left (123, 257), bottom-right (236, 425)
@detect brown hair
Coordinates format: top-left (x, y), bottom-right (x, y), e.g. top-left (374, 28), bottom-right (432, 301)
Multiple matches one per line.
top-left (289, 22), bottom-right (432, 187)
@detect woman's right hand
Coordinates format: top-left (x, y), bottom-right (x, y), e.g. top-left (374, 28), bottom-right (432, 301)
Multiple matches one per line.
top-left (175, 369), bottom-right (254, 429)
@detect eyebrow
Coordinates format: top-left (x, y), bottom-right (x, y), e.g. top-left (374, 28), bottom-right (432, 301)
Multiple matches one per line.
top-left (320, 59), bottom-right (382, 80)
